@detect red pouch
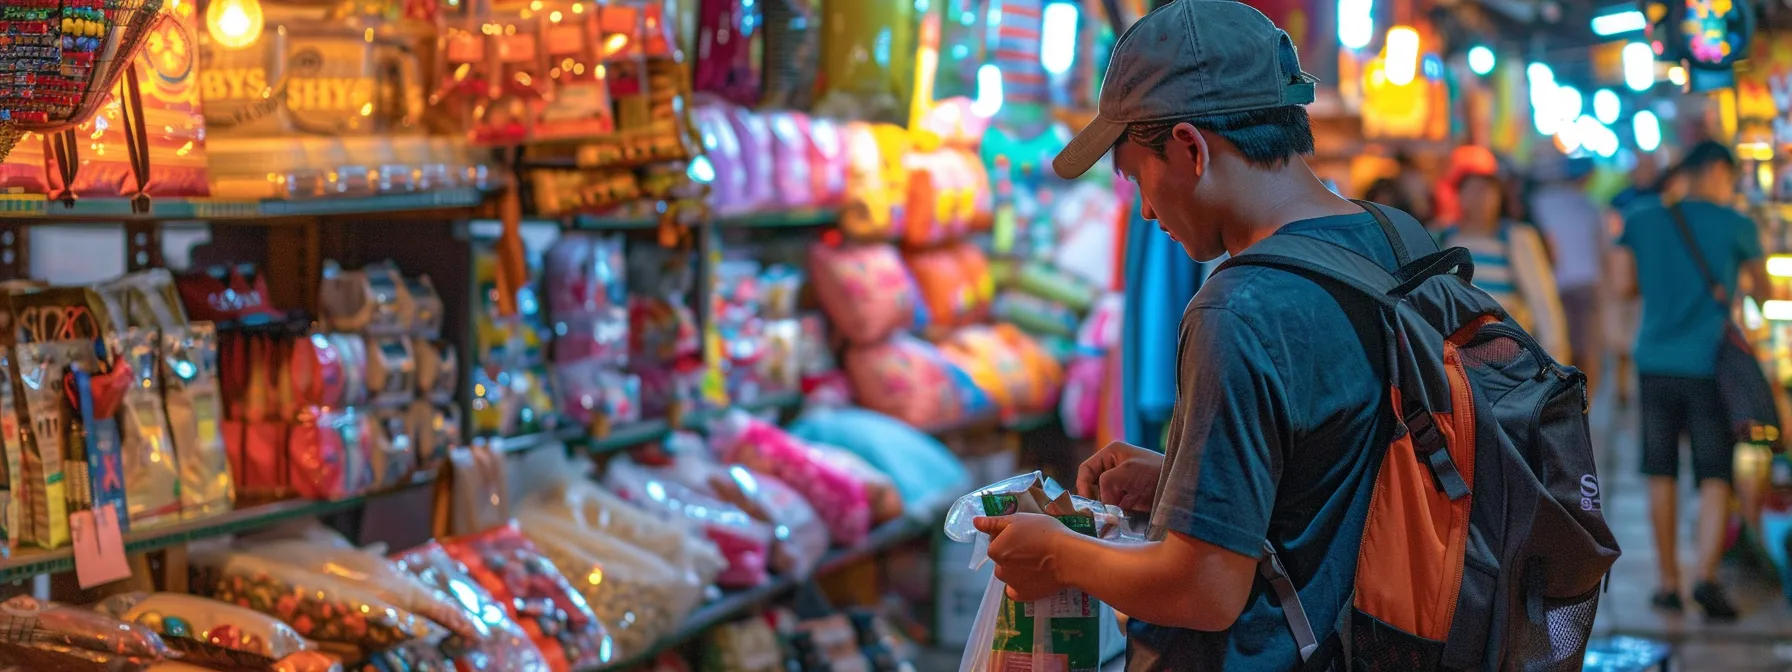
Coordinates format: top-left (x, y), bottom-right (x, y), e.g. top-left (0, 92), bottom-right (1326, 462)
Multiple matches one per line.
top-left (289, 334), bottom-right (345, 408)
top-left (226, 419), bottom-right (291, 499)
top-left (287, 408), bottom-right (348, 500)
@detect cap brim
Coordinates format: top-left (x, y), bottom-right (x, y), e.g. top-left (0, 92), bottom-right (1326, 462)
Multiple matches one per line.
top-left (1053, 116), bottom-right (1125, 180)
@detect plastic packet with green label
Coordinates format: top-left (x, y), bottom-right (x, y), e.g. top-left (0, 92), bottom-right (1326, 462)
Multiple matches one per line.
top-left (945, 471), bottom-right (1138, 672)
top-left (161, 323), bottom-right (233, 520)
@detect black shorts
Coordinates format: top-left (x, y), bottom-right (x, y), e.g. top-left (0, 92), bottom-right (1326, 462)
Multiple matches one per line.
top-left (1639, 374), bottom-right (1733, 483)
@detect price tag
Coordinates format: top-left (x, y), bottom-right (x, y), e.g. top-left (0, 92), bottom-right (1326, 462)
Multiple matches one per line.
top-left (72, 504), bottom-right (129, 589)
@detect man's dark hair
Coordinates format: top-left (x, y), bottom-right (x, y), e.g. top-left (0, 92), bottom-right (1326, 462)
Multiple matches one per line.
top-left (1119, 105), bottom-right (1315, 169)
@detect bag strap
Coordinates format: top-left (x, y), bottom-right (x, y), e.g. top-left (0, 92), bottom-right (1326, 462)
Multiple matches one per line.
top-left (1260, 540), bottom-right (1321, 662)
top-left (1350, 199), bottom-right (1440, 266)
top-left (1666, 204), bottom-right (1731, 307)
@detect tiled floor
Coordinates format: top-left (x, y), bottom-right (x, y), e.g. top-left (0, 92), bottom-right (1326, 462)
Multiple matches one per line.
top-left (1592, 385), bottom-right (1792, 670)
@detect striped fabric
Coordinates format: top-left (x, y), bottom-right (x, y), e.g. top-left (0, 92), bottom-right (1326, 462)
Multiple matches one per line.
top-left (995, 0), bottom-right (1050, 103)
top-left (1442, 228), bottom-right (1531, 328)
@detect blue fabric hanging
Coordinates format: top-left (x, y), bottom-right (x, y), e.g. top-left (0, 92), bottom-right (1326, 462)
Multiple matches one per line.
top-left (1120, 206), bottom-right (1204, 450)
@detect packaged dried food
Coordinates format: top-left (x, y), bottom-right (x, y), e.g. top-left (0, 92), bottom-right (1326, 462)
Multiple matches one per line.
top-left (603, 459), bottom-right (774, 588)
top-left (439, 522), bottom-right (613, 672)
top-left (116, 330), bottom-right (181, 527)
top-left (239, 541), bottom-right (487, 642)
top-left (525, 465), bottom-right (723, 586)
top-left (163, 324), bottom-right (236, 519)
top-left (94, 592), bottom-right (316, 662)
top-left (390, 541), bottom-right (552, 672)
top-left (0, 596), bottom-right (173, 658)
top-left (706, 411), bottom-right (871, 546)
top-left (516, 510), bottom-right (702, 657)
top-left (196, 551), bottom-right (436, 650)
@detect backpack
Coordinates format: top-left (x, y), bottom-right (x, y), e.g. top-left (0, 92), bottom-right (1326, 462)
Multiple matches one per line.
top-left (1217, 202), bottom-right (1621, 671)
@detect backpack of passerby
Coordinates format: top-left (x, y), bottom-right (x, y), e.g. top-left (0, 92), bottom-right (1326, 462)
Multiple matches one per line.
top-left (1222, 202), bottom-right (1620, 669)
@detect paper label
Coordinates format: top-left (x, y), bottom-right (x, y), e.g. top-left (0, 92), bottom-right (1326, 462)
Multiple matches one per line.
top-left (72, 504), bottom-right (129, 588)
top-left (981, 494), bottom-right (1101, 672)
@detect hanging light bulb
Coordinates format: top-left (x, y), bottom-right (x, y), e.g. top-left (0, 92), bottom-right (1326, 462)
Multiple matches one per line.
top-left (1633, 109), bottom-right (1661, 151)
top-left (972, 64), bottom-right (1004, 117)
top-left (1384, 27), bottom-right (1420, 86)
top-left (1593, 89), bottom-right (1621, 125)
top-left (1622, 42), bottom-right (1655, 91)
top-left (1040, 2), bottom-right (1078, 76)
top-left (206, 0), bottom-right (264, 49)
top-left (1467, 46), bottom-right (1496, 76)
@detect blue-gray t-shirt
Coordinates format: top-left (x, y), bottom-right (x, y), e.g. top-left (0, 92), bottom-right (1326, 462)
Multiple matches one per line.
top-left (1618, 199), bottom-right (1762, 378)
top-left (1125, 212), bottom-right (1397, 671)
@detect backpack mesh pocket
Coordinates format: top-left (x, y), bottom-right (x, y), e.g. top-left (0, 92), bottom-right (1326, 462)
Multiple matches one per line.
top-left (1507, 586), bottom-right (1599, 672)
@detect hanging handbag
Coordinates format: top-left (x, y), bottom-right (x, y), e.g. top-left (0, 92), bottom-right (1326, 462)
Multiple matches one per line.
top-left (1668, 205), bottom-right (1783, 447)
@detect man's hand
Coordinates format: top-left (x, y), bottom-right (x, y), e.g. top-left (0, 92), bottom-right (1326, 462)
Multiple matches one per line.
top-left (974, 513), bottom-right (1075, 602)
top-left (1076, 441), bottom-right (1164, 512)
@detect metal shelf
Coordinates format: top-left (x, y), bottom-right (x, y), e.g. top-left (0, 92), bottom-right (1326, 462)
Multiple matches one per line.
top-left (0, 188), bottom-right (488, 222)
top-left (0, 472), bottom-right (435, 583)
top-left (575, 208), bottom-right (838, 230)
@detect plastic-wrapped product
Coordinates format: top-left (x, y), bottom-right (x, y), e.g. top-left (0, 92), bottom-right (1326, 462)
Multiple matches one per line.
top-left (603, 460), bottom-right (774, 588)
top-left (197, 551), bottom-right (436, 650)
top-left (526, 473), bottom-right (725, 587)
top-left (808, 444), bottom-right (903, 524)
top-left (390, 541), bottom-right (552, 672)
top-left (808, 243), bottom-right (923, 346)
top-left (703, 615), bottom-right (783, 672)
top-left (705, 411), bottom-right (872, 546)
top-left (239, 541), bottom-right (488, 642)
top-left (94, 592), bottom-right (317, 663)
top-left (439, 522), bottom-right (613, 672)
top-left (516, 510), bottom-right (703, 657)
top-left (787, 408), bottom-right (970, 517)
top-left (116, 330), bottom-right (182, 527)
top-left (841, 335), bottom-right (964, 428)
top-left (639, 437), bottom-right (829, 577)
top-left (0, 596), bottom-right (173, 659)
top-left (946, 473), bottom-right (1139, 672)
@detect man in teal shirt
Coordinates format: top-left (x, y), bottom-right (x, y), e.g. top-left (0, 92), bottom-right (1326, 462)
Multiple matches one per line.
top-left (1617, 141), bottom-right (1768, 621)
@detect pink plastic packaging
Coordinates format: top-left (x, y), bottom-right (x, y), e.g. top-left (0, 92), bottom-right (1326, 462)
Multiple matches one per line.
top-left (724, 105), bottom-right (776, 212)
top-left (808, 242), bottom-right (923, 345)
top-left (807, 118), bottom-right (850, 207)
top-left (604, 459), bottom-right (774, 589)
top-left (766, 111), bottom-right (817, 209)
top-left (706, 411), bottom-right (872, 546)
top-left (694, 104), bottom-right (748, 215)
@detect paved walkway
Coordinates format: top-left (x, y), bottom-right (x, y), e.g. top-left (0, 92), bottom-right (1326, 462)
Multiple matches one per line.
top-left (1592, 384), bottom-right (1792, 670)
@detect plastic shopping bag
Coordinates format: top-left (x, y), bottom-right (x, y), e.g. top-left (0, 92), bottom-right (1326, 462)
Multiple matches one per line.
top-left (948, 472), bottom-right (1137, 672)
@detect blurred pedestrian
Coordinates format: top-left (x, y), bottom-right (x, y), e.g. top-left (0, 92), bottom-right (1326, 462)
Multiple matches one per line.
top-left (1616, 141), bottom-right (1768, 621)
top-left (1437, 146), bottom-right (1572, 360)
top-left (1530, 155), bottom-right (1606, 393)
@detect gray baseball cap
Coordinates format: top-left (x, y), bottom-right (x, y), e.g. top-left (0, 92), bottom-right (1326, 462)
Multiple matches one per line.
top-left (1052, 0), bottom-right (1319, 179)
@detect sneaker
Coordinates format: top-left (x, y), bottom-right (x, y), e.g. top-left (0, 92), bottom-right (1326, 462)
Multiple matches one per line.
top-left (1693, 582), bottom-right (1739, 621)
top-left (1650, 591), bottom-right (1683, 612)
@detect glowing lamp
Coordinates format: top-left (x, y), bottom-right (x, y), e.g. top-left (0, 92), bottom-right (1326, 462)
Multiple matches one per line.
top-left (1467, 46), bottom-right (1495, 76)
top-left (1384, 27), bottom-right (1419, 86)
top-left (1622, 42), bottom-right (1655, 91)
top-left (1593, 89), bottom-right (1620, 124)
top-left (1632, 110), bottom-right (1661, 151)
top-left (206, 0), bottom-right (264, 49)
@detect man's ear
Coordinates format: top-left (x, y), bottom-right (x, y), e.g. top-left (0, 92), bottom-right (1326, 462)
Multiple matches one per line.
top-left (1171, 122), bottom-right (1208, 178)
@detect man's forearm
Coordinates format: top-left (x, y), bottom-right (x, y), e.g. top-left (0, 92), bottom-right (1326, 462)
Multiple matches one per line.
top-left (1049, 533), bottom-right (1237, 632)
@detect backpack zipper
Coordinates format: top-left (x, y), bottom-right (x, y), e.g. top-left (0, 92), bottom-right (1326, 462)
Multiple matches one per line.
top-left (1471, 322), bottom-right (1568, 382)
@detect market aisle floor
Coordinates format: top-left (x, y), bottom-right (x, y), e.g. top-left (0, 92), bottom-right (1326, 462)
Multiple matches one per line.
top-left (1593, 382), bottom-right (1792, 670)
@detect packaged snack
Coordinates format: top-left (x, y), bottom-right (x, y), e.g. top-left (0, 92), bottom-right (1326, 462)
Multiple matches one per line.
top-left (516, 510), bottom-right (703, 657)
top-left (95, 592), bottom-right (316, 662)
top-left (947, 473), bottom-right (1137, 672)
top-left (604, 459), bottom-right (774, 588)
top-left (808, 444), bottom-right (903, 524)
top-left (13, 341), bottom-right (83, 547)
top-left (766, 111), bottom-right (817, 209)
top-left (706, 411), bottom-right (871, 546)
top-left (116, 331), bottom-right (181, 527)
top-left (440, 522), bottom-right (613, 672)
top-left (0, 596), bottom-right (173, 659)
top-left (525, 467), bottom-right (725, 586)
top-left (553, 359), bottom-right (642, 428)
top-left (703, 615), bottom-right (783, 672)
top-left (198, 551), bottom-right (436, 649)
top-left (390, 541), bottom-right (553, 672)
top-left (434, 443), bottom-right (510, 539)
top-left (710, 465), bottom-right (827, 576)
top-left (808, 243), bottom-right (924, 346)
top-left (693, 0), bottom-right (762, 106)
top-left (240, 541), bottom-right (486, 642)
top-left (722, 105), bottom-right (776, 212)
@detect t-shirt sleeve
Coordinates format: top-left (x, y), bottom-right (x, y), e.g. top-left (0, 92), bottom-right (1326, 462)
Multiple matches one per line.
top-left (1153, 306), bottom-right (1289, 557)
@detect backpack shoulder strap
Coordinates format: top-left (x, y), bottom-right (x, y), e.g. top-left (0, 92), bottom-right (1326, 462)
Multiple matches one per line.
top-left (1216, 232), bottom-right (1402, 308)
top-left (1351, 199), bottom-right (1439, 266)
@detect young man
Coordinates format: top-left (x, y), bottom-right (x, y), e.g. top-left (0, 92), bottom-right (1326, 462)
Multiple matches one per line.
top-left (1616, 141), bottom-right (1768, 620)
top-left (972, 1), bottom-right (1412, 668)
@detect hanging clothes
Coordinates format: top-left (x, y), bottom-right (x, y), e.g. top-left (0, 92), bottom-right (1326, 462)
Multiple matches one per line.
top-left (1120, 205), bottom-right (1204, 450)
